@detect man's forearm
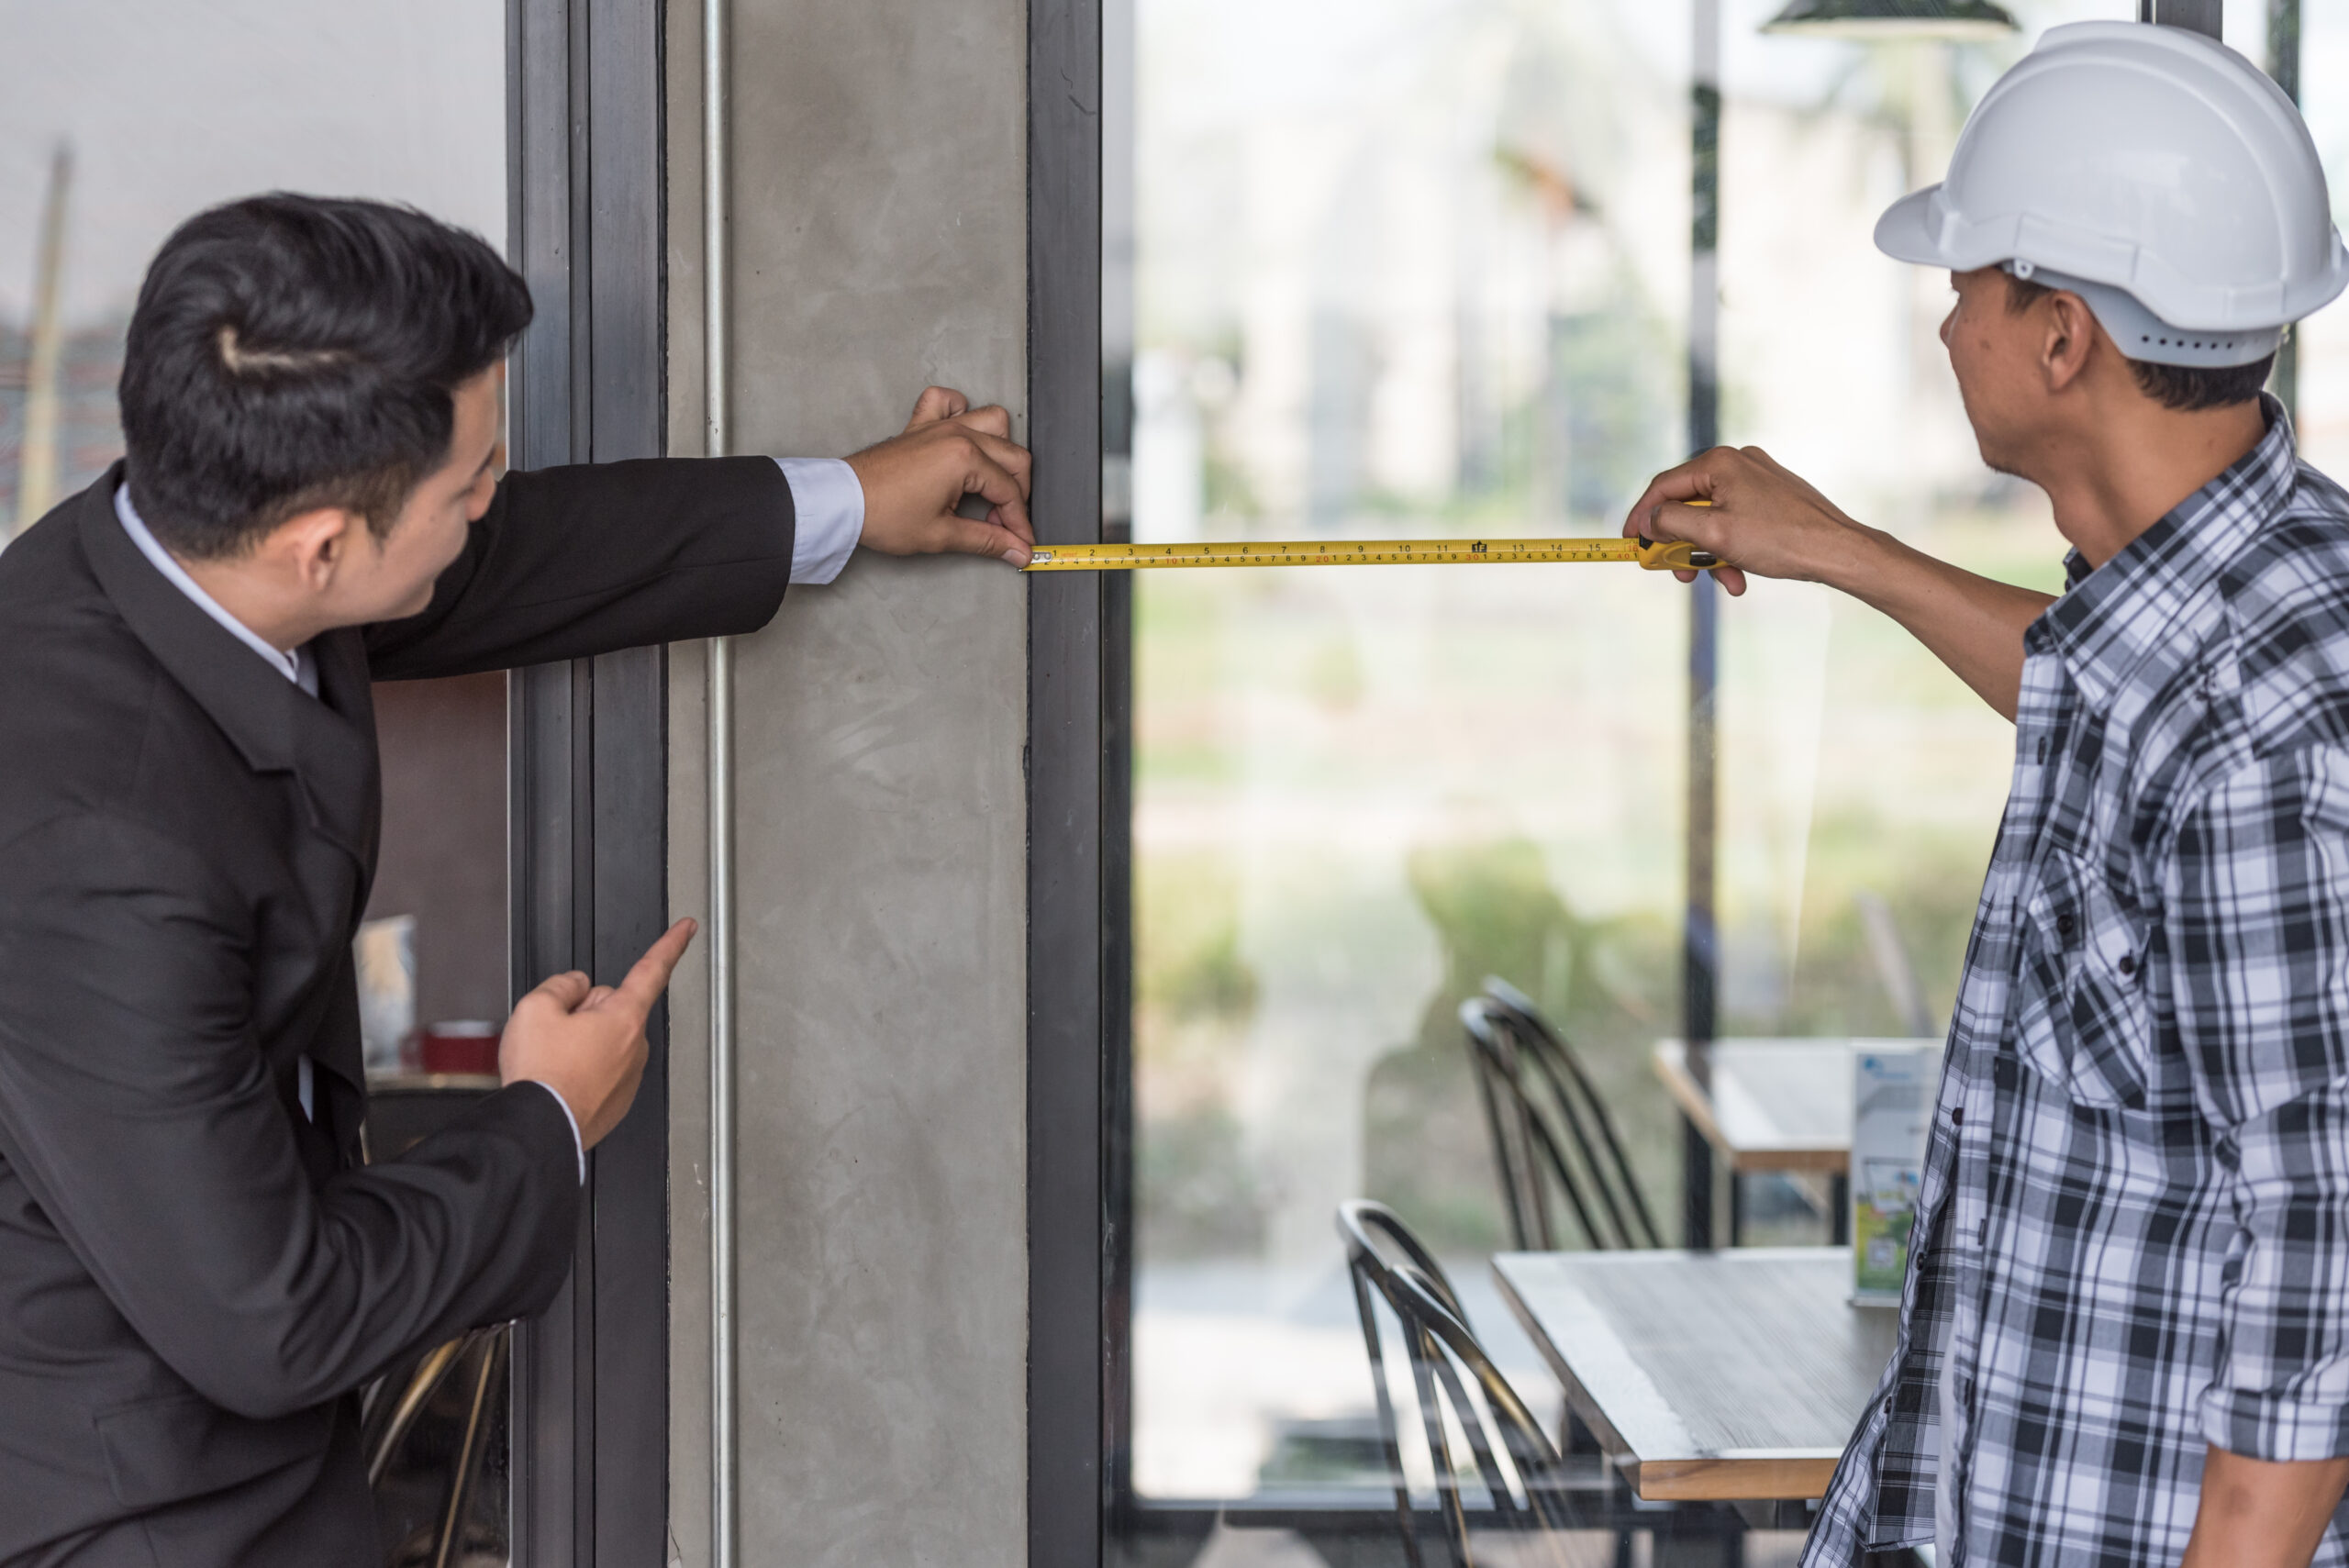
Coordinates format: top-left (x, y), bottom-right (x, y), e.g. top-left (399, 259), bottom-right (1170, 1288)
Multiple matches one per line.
top-left (2184, 1445), bottom-right (2349, 1568)
top-left (1624, 448), bottom-right (2054, 720)
top-left (1827, 527), bottom-right (2054, 721)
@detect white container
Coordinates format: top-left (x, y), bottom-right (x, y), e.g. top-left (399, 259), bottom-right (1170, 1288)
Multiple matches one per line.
top-left (354, 914), bottom-right (417, 1078)
top-left (1852, 1043), bottom-right (1942, 1304)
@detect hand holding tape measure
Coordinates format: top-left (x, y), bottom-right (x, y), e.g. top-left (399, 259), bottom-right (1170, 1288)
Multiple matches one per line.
top-left (1020, 503), bottom-right (1721, 574)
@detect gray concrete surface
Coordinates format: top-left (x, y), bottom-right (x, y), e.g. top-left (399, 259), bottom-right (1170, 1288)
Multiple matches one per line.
top-left (663, 4), bottom-right (1030, 1566)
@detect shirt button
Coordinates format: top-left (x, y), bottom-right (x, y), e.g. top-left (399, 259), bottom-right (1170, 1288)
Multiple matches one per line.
top-left (2118, 952), bottom-right (2137, 976)
top-left (2056, 912), bottom-right (2076, 940)
top-left (1951, 1106), bottom-right (1964, 1125)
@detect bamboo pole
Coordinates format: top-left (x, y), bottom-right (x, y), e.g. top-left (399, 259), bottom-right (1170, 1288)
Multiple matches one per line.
top-left (12, 144), bottom-right (72, 539)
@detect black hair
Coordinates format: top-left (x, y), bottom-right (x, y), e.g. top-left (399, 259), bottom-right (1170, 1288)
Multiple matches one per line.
top-left (117, 195), bottom-right (533, 559)
top-left (2002, 271), bottom-right (2274, 413)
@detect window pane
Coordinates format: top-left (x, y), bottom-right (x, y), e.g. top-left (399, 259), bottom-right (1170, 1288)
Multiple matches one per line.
top-left (0, 5), bottom-right (506, 527)
top-left (1709, 10), bottom-right (2040, 1074)
top-left (1711, 0), bottom-right (2287, 1082)
top-left (1122, 0), bottom-right (1691, 1510)
top-left (1118, 0), bottom-right (2320, 1536)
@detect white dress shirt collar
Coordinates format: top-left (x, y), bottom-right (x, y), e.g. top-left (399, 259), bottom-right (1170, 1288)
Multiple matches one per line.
top-left (114, 482), bottom-right (318, 697)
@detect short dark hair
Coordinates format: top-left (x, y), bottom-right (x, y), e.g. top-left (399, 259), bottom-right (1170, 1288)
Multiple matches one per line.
top-left (118, 195), bottom-right (533, 559)
top-left (2002, 271), bottom-right (2273, 414)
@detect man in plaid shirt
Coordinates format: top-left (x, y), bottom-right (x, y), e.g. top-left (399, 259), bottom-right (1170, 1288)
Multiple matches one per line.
top-left (1630, 24), bottom-right (2349, 1568)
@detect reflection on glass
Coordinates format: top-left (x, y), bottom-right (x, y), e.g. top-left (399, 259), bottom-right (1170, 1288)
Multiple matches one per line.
top-left (1710, 5), bottom-right (2038, 1053)
top-left (1125, 0), bottom-right (1689, 1510)
top-left (0, 7), bottom-right (512, 1563)
top-left (1121, 0), bottom-right (2286, 1529)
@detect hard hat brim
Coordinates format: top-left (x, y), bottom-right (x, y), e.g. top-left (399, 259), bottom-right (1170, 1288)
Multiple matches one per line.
top-left (1874, 186), bottom-right (1953, 270)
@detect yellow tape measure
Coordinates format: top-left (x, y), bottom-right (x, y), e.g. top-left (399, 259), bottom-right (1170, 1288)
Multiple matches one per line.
top-left (1021, 534), bottom-right (1720, 573)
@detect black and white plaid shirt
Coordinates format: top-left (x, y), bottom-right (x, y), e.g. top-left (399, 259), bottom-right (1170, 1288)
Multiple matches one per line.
top-left (1805, 400), bottom-right (2349, 1566)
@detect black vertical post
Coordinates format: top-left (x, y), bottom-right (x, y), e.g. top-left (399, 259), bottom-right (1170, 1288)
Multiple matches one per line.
top-left (1029, 0), bottom-right (1107, 1564)
top-left (2272, 0), bottom-right (2301, 424)
top-left (1099, 0), bottom-right (1138, 1529)
top-left (1683, 0), bottom-right (1721, 1251)
top-left (2138, 0), bottom-right (2225, 38)
top-left (506, 0), bottom-right (670, 1562)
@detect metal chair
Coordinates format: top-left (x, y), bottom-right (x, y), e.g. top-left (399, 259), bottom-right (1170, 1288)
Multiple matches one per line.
top-left (362, 1324), bottom-right (508, 1568)
top-left (1337, 1199), bottom-right (1616, 1568)
top-left (359, 1080), bottom-right (511, 1566)
top-left (1463, 980), bottom-right (1662, 1253)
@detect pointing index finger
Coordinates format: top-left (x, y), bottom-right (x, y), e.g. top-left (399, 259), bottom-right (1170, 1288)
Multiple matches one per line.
top-left (614, 917), bottom-right (698, 1012)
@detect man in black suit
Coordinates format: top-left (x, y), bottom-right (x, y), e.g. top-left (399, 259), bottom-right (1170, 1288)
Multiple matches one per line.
top-left (0, 195), bottom-right (1033, 1565)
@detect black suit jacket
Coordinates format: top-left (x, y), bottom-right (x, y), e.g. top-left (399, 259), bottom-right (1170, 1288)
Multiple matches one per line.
top-left (0, 457), bottom-right (794, 1566)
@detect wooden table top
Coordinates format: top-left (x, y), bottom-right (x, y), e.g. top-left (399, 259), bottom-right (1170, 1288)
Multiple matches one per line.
top-left (1653, 1038), bottom-right (1929, 1173)
top-left (1493, 1247), bottom-right (1897, 1502)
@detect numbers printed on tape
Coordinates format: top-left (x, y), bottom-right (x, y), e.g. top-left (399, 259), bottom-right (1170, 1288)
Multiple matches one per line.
top-left (1021, 535), bottom-right (1722, 573)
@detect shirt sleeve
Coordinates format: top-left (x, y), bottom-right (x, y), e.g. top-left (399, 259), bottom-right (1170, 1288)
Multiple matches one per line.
top-left (2166, 745), bottom-right (2349, 1461)
top-left (524, 1080), bottom-right (586, 1183)
top-left (777, 458), bottom-right (863, 586)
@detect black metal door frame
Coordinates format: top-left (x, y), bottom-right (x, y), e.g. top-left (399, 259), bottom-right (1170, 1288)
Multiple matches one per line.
top-left (1028, 0), bottom-right (1109, 1562)
top-left (505, 0), bottom-right (671, 1562)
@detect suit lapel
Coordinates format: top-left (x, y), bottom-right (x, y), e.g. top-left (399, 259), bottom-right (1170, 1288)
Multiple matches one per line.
top-left (305, 629), bottom-right (379, 1130)
top-left (78, 471), bottom-right (384, 1134)
top-left (78, 468), bottom-right (381, 865)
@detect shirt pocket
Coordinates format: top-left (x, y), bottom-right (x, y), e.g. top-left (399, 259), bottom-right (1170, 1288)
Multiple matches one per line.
top-left (2012, 850), bottom-right (2154, 1110)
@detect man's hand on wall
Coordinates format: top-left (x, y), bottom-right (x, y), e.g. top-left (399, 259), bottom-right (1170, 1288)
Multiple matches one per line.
top-left (502, 917), bottom-right (697, 1149)
top-left (845, 386), bottom-right (1036, 566)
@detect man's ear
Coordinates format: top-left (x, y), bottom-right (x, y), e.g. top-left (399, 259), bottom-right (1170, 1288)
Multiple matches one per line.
top-left (2042, 292), bottom-right (2099, 394)
top-left (262, 506), bottom-right (362, 595)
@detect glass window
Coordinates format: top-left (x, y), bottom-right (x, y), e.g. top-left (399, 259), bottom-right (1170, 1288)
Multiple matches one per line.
top-left (1119, 0), bottom-right (1691, 1520)
top-left (0, 6), bottom-right (513, 1561)
top-left (1112, 0), bottom-right (2335, 1554)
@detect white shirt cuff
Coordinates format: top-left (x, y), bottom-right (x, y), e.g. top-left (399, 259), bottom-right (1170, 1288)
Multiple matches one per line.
top-left (525, 1080), bottom-right (588, 1184)
top-left (776, 457), bottom-right (863, 586)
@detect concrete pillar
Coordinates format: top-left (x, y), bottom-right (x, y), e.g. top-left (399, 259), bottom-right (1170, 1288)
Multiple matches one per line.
top-left (663, 4), bottom-right (1030, 1565)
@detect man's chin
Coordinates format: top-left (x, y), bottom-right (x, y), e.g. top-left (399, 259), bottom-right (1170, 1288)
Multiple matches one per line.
top-left (1972, 436), bottom-right (2025, 482)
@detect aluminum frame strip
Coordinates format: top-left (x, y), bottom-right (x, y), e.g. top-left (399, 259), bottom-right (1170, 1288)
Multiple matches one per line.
top-left (703, 0), bottom-right (737, 1562)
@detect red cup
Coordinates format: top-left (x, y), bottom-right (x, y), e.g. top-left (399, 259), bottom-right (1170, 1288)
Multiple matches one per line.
top-left (420, 1020), bottom-right (501, 1077)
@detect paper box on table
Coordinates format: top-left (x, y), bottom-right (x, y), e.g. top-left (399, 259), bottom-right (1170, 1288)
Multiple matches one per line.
top-left (1852, 1043), bottom-right (1942, 1304)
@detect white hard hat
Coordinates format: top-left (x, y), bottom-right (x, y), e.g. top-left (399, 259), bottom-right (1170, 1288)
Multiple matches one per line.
top-left (1875, 20), bottom-right (2349, 367)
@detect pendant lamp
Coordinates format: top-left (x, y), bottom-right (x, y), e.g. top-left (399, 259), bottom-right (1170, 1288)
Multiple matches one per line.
top-left (1762, 0), bottom-right (2021, 39)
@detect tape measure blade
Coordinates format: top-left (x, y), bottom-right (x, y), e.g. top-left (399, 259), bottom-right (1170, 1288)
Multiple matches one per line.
top-left (1020, 537), bottom-right (1667, 571)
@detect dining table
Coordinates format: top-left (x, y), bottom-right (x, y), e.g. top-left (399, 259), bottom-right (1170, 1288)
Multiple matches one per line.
top-left (1653, 1038), bottom-right (1934, 1244)
top-left (1493, 1245), bottom-right (1897, 1504)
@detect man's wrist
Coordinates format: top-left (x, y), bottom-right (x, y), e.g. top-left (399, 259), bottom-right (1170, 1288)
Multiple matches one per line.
top-left (513, 1077), bottom-right (587, 1184)
top-left (1820, 521), bottom-right (1920, 606)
